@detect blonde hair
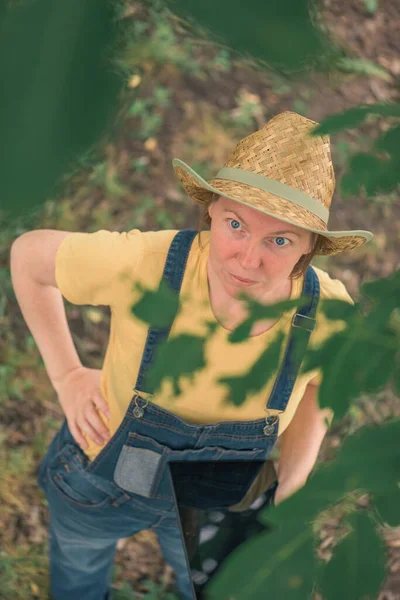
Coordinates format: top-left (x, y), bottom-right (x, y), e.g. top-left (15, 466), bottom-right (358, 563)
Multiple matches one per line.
top-left (196, 193), bottom-right (320, 279)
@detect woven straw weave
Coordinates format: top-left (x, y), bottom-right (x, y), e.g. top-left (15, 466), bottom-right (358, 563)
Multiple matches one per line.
top-left (174, 112), bottom-right (371, 255)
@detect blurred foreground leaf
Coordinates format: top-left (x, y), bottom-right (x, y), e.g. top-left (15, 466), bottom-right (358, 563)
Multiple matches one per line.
top-left (166, 0), bottom-right (338, 71)
top-left (209, 419), bottom-right (399, 598)
top-left (131, 280), bottom-right (180, 329)
top-left (0, 0), bottom-right (124, 217)
top-left (313, 103), bottom-right (400, 135)
top-left (317, 512), bottom-right (386, 600)
top-left (218, 331), bottom-right (285, 406)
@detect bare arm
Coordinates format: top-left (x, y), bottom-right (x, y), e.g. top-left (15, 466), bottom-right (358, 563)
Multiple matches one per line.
top-left (10, 230), bottom-right (83, 390)
top-left (274, 382), bottom-right (332, 504)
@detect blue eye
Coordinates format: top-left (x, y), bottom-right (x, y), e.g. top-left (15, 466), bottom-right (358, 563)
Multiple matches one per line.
top-left (229, 219), bottom-right (241, 230)
top-left (274, 236), bottom-right (290, 247)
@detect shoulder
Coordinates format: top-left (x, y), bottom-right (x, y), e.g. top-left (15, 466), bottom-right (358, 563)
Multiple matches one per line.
top-left (140, 229), bottom-right (180, 253)
top-left (57, 228), bottom-right (180, 258)
top-left (311, 266), bottom-right (354, 305)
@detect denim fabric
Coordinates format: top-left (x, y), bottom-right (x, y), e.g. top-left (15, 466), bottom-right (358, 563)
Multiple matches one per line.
top-left (37, 229), bottom-right (320, 600)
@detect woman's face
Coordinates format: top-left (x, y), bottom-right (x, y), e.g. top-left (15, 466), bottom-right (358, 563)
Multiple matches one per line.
top-left (207, 195), bottom-right (313, 301)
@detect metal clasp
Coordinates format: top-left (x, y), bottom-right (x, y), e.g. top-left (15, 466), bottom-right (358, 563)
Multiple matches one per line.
top-left (291, 313), bottom-right (316, 332)
top-left (263, 409), bottom-right (280, 436)
top-left (132, 392), bottom-right (150, 419)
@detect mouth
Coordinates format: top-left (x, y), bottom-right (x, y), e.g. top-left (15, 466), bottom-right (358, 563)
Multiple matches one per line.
top-left (229, 273), bottom-right (258, 285)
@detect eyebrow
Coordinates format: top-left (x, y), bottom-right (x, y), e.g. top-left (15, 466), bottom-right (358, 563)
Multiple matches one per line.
top-left (222, 209), bottom-right (302, 238)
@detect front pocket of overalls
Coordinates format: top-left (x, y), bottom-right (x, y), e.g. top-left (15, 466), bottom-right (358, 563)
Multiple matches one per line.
top-left (47, 443), bottom-right (118, 509)
top-left (113, 435), bottom-right (166, 498)
top-left (113, 432), bottom-right (267, 501)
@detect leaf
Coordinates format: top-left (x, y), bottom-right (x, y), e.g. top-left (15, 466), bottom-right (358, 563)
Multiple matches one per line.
top-left (348, 152), bottom-right (382, 179)
top-left (319, 299), bottom-right (359, 322)
top-left (374, 125), bottom-right (400, 157)
top-left (228, 298), bottom-right (306, 343)
top-left (205, 525), bottom-right (317, 600)
top-left (364, 0), bottom-right (378, 13)
top-left (143, 333), bottom-right (208, 396)
top-left (312, 107), bottom-right (370, 135)
top-left (330, 419), bottom-right (400, 498)
top-left (337, 57), bottom-right (391, 81)
top-left (340, 172), bottom-right (362, 197)
top-left (165, 0), bottom-right (336, 72)
top-left (218, 421), bottom-right (400, 600)
top-left (360, 330), bottom-right (397, 392)
top-left (261, 420), bottom-right (400, 529)
top-left (393, 365), bottom-right (400, 398)
top-left (259, 467), bottom-right (348, 529)
top-left (130, 280), bottom-right (180, 329)
top-left (374, 487), bottom-right (400, 527)
top-left (312, 103), bottom-right (400, 135)
top-left (361, 269), bottom-right (400, 301)
top-left (318, 511), bottom-right (386, 600)
top-left (302, 330), bottom-right (364, 417)
top-left (218, 331), bottom-right (284, 406)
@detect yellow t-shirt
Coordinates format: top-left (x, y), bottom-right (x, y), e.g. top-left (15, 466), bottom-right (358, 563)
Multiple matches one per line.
top-left (55, 229), bottom-right (353, 470)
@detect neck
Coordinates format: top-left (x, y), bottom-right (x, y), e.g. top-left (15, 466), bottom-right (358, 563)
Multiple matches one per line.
top-left (206, 261), bottom-right (292, 325)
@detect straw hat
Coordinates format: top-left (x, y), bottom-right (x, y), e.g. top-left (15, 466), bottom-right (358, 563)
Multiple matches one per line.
top-left (172, 111), bottom-right (373, 255)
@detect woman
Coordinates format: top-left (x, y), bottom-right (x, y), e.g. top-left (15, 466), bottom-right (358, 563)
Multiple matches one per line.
top-left (10, 111), bottom-right (373, 600)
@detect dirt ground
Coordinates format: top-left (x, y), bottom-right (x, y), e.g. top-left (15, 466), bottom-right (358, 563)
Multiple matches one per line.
top-left (1, 0), bottom-right (400, 598)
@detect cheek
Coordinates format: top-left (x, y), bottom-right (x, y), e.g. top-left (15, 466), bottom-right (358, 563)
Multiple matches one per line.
top-left (211, 228), bottom-right (233, 262)
top-left (262, 249), bottom-right (297, 276)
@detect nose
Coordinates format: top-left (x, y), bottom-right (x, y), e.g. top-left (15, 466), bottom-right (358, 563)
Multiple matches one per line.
top-left (236, 240), bottom-right (262, 271)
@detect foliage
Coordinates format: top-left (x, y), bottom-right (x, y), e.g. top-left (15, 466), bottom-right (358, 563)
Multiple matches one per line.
top-left (164, 0), bottom-right (341, 72)
top-left (0, 0), bottom-right (126, 217)
top-left (313, 103), bottom-right (400, 198)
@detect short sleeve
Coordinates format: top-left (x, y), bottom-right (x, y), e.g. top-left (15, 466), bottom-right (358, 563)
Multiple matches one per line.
top-left (55, 229), bottom-right (144, 306)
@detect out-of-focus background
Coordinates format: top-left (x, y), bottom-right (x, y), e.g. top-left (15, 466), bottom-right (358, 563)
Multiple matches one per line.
top-left (1, 0), bottom-right (399, 598)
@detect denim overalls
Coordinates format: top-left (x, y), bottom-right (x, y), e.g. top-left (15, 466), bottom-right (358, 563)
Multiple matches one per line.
top-left (37, 229), bottom-right (320, 600)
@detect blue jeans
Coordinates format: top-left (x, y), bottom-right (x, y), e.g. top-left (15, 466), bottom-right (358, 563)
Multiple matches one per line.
top-left (38, 430), bottom-right (193, 600)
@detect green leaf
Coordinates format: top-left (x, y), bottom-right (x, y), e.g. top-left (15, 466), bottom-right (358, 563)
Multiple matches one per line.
top-left (318, 511), bottom-right (386, 600)
top-left (228, 298), bottom-right (306, 343)
top-left (259, 467), bottom-right (348, 529)
top-left (319, 299), bottom-right (359, 322)
top-left (337, 57), bottom-right (391, 81)
top-left (219, 421), bottom-right (400, 600)
top-left (393, 365), bottom-right (400, 398)
top-left (360, 330), bottom-right (397, 392)
top-left (165, 0), bottom-right (337, 72)
top-left (261, 420), bottom-right (400, 529)
top-left (374, 487), bottom-right (400, 527)
top-left (374, 125), bottom-right (400, 157)
top-left (302, 330), bottom-right (363, 417)
top-left (312, 103), bottom-right (400, 135)
top-left (364, 0), bottom-right (378, 13)
top-left (130, 280), bottom-right (180, 329)
top-left (218, 331), bottom-right (284, 406)
top-left (361, 269), bottom-right (400, 301)
top-left (348, 152), bottom-right (382, 181)
top-left (312, 107), bottom-right (369, 135)
top-left (329, 419), bottom-right (400, 498)
top-left (205, 525), bottom-right (317, 600)
top-left (340, 172), bottom-right (362, 197)
top-left (144, 333), bottom-right (207, 395)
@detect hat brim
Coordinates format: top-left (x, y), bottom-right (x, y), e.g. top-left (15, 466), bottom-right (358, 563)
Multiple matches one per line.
top-left (172, 158), bottom-right (374, 256)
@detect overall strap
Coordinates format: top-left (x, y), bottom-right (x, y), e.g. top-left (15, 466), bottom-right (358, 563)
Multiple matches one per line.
top-left (134, 229), bottom-right (198, 394)
top-left (264, 265), bottom-right (320, 423)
